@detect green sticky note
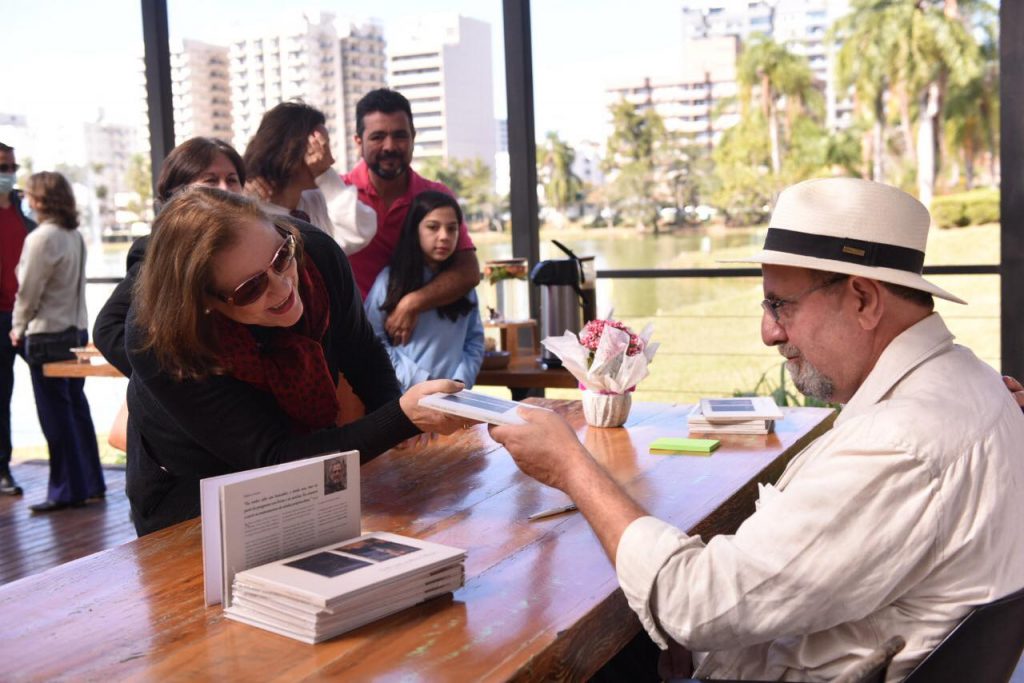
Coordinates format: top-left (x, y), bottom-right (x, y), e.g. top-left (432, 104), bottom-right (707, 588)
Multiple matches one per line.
top-left (649, 437), bottom-right (721, 455)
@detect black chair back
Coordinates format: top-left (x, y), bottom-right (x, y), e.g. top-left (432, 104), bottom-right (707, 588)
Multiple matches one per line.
top-left (903, 585), bottom-right (1024, 683)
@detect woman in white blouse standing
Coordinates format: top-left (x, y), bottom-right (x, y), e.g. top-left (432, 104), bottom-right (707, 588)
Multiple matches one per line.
top-left (10, 172), bottom-right (104, 512)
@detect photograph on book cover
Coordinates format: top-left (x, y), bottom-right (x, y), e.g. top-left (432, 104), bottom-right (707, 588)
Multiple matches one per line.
top-left (323, 456), bottom-right (348, 495)
top-left (336, 537), bottom-right (421, 562)
top-left (286, 552), bottom-right (371, 578)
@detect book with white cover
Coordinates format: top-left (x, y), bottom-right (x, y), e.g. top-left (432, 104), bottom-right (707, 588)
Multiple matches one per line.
top-left (688, 402), bottom-right (778, 435)
top-left (225, 531), bottom-right (466, 643)
top-left (688, 416), bottom-right (774, 435)
top-left (697, 396), bottom-right (783, 422)
top-left (418, 389), bottom-right (551, 426)
top-left (200, 451), bottom-right (361, 607)
top-left (231, 531), bottom-right (466, 609)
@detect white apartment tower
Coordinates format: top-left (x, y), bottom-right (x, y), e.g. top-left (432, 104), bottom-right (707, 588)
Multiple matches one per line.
top-left (171, 40), bottom-right (233, 145)
top-left (229, 12), bottom-right (345, 153)
top-left (388, 14), bottom-right (496, 171)
top-left (680, 0), bottom-right (852, 129)
top-left (339, 22), bottom-right (387, 170)
top-left (605, 35), bottom-right (741, 150)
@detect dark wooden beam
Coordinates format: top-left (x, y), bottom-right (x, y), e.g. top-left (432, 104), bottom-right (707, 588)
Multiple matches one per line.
top-left (1001, 1), bottom-right (1023, 379)
top-left (502, 0), bottom-right (541, 319)
top-left (141, 0), bottom-right (175, 197)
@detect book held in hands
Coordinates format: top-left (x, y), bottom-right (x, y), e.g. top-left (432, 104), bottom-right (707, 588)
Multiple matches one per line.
top-left (200, 451), bottom-right (466, 643)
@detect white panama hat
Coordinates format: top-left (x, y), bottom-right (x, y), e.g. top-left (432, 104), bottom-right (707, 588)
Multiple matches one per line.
top-left (726, 177), bottom-right (966, 304)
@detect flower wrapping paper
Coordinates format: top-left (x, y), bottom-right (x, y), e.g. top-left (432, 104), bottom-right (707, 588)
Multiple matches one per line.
top-left (541, 322), bottom-right (659, 394)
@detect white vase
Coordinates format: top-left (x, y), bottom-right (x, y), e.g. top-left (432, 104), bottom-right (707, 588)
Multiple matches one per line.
top-left (582, 390), bottom-right (631, 428)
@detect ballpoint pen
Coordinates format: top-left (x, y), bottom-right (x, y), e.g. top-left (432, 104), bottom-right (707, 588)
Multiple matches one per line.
top-left (527, 502), bottom-right (578, 521)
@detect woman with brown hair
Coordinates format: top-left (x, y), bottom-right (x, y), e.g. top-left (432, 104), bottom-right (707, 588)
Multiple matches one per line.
top-left (94, 136), bottom-right (246, 375)
top-left (11, 171), bottom-right (105, 512)
top-left (124, 186), bottom-right (462, 535)
top-left (243, 101), bottom-right (375, 254)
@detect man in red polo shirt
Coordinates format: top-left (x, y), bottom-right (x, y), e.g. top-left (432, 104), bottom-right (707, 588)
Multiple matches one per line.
top-left (0, 142), bottom-right (33, 496)
top-left (333, 89), bottom-right (480, 346)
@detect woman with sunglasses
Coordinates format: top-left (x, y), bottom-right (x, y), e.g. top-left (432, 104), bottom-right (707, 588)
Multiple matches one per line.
top-left (124, 186), bottom-right (464, 536)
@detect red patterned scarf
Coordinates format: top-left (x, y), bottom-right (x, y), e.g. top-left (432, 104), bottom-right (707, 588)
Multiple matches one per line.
top-left (212, 258), bottom-right (338, 433)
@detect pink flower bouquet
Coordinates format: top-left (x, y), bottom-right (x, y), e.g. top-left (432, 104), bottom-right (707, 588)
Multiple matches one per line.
top-left (541, 317), bottom-right (659, 395)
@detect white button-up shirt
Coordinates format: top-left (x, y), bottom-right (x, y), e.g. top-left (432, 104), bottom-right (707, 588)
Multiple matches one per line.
top-left (616, 313), bottom-right (1024, 681)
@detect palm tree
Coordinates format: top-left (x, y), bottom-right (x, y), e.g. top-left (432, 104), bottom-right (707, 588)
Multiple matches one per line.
top-left (737, 35), bottom-right (819, 177)
top-left (832, 3), bottom-right (902, 180)
top-left (831, 0), bottom-right (985, 205)
top-left (539, 131), bottom-right (582, 215)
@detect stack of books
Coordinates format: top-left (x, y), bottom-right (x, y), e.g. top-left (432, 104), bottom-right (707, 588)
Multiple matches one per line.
top-left (201, 451), bottom-right (466, 644)
top-left (687, 397), bottom-right (783, 435)
top-left (225, 532), bottom-right (466, 643)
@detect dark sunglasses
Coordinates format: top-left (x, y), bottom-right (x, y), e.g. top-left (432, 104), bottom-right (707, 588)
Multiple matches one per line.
top-left (0, 163), bottom-right (19, 173)
top-left (212, 229), bottom-right (297, 306)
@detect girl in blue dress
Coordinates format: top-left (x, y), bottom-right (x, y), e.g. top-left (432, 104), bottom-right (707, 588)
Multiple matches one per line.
top-left (364, 191), bottom-right (484, 391)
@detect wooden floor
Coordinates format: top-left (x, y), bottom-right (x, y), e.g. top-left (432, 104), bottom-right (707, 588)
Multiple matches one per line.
top-left (0, 460), bottom-right (136, 586)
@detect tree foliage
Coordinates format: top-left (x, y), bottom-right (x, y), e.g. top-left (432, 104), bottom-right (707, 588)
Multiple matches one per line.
top-left (831, 0), bottom-right (992, 204)
top-left (538, 131), bottom-right (582, 213)
top-left (416, 156), bottom-right (497, 225)
top-left (602, 100), bottom-right (675, 232)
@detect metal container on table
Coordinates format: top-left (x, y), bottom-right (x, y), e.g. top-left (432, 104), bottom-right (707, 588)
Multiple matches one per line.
top-left (530, 241), bottom-right (597, 368)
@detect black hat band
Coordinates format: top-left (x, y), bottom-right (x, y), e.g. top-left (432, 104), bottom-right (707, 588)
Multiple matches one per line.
top-left (764, 228), bottom-right (925, 274)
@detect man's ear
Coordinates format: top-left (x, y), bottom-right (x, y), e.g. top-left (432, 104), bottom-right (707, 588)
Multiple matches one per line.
top-left (849, 276), bottom-right (884, 331)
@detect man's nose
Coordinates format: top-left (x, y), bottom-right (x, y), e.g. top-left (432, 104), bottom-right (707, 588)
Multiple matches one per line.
top-left (761, 310), bottom-right (787, 347)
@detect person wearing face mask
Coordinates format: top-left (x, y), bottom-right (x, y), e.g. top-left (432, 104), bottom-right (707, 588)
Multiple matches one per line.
top-left (0, 142), bottom-right (35, 496)
top-left (93, 137), bottom-right (246, 376)
top-left (124, 186), bottom-right (465, 535)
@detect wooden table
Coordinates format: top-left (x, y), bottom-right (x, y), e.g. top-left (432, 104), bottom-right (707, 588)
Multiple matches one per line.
top-left (42, 358), bottom-right (124, 378)
top-left (476, 354), bottom-right (577, 399)
top-left (0, 400), bottom-right (835, 681)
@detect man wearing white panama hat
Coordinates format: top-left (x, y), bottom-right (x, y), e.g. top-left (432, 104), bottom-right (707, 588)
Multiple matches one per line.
top-left (490, 177), bottom-right (1024, 681)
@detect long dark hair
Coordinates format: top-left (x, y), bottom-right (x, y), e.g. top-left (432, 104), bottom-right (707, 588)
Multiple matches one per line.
top-left (380, 191), bottom-right (473, 322)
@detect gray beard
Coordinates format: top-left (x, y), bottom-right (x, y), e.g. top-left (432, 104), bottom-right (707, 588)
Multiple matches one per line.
top-left (783, 352), bottom-right (835, 402)
top-left (370, 159), bottom-right (408, 181)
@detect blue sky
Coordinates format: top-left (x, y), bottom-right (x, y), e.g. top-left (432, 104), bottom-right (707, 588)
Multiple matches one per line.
top-left (7, 0), bottom-right (688, 144)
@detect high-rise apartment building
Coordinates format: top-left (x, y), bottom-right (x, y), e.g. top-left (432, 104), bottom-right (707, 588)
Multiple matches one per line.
top-left (228, 13), bottom-right (386, 164)
top-left (680, 0), bottom-right (852, 129)
top-left (605, 35), bottom-right (741, 150)
top-left (229, 12), bottom-right (345, 153)
top-left (340, 22), bottom-right (387, 170)
top-left (388, 14), bottom-right (496, 173)
top-left (171, 40), bottom-right (233, 145)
